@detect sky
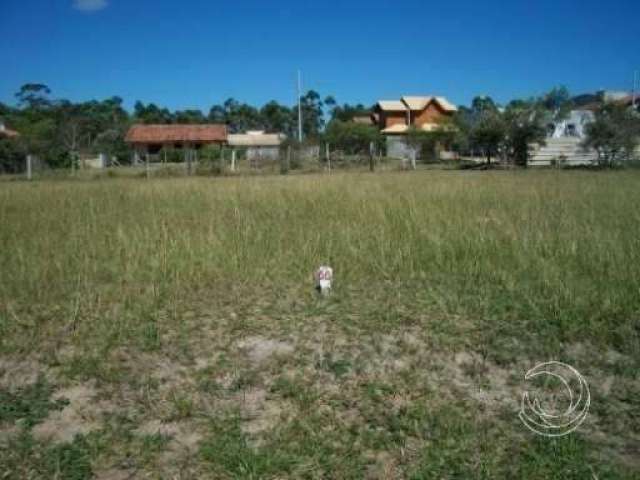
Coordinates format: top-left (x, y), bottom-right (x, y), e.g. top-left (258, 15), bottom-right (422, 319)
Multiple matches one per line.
top-left (1, 0), bottom-right (639, 112)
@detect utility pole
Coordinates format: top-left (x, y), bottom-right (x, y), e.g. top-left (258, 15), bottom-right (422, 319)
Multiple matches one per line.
top-left (297, 70), bottom-right (303, 142)
top-left (633, 70), bottom-right (638, 108)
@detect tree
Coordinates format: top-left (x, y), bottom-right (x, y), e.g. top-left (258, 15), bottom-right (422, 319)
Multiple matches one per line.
top-left (329, 102), bottom-right (372, 122)
top-left (454, 96), bottom-right (506, 164)
top-left (299, 90), bottom-right (324, 139)
top-left (323, 95), bottom-right (337, 116)
top-left (503, 100), bottom-right (547, 167)
top-left (260, 101), bottom-right (295, 136)
top-left (324, 120), bottom-right (382, 155)
top-left (56, 100), bottom-right (86, 163)
top-left (584, 103), bottom-right (640, 167)
top-left (93, 128), bottom-right (130, 162)
top-left (0, 137), bottom-right (26, 173)
top-left (174, 109), bottom-right (206, 124)
top-left (221, 98), bottom-right (262, 133)
top-left (471, 96), bottom-right (498, 115)
top-left (208, 104), bottom-right (226, 123)
top-left (469, 111), bottom-right (506, 165)
top-left (15, 83), bottom-right (51, 110)
top-left (133, 101), bottom-right (172, 124)
top-left (541, 86), bottom-right (572, 121)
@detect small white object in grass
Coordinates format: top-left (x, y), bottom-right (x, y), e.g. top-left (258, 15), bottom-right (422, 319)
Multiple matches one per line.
top-left (315, 266), bottom-right (333, 295)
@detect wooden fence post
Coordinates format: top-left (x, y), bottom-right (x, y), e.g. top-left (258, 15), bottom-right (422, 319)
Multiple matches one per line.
top-left (326, 143), bottom-right (331, 172)
top-left (187, 146), bottom-right (193, 176)
top-left (279, 145), bottom-right (288, 175)
top-left (26, 154), bottom-right (32, 180)
top-left (369, 142), bottom-right (375, 172)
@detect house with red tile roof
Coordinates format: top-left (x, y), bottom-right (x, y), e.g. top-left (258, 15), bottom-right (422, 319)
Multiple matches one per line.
top-left (125, 124), bottom-right (227, 150)
top-left (125, 124), bottom-right (228, 166)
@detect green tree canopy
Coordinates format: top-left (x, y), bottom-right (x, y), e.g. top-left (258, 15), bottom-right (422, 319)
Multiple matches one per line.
top-left (584, 103), bottom-right (640, 167)
top-left (324, 120), bottom-right (382, 155)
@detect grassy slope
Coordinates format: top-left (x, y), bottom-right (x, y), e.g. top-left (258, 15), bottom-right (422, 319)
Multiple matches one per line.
top-left (0, 170), bottom-right (639, 478)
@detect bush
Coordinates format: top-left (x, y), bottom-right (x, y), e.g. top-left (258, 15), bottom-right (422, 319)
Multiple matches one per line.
top-left (584, 103), bottom-right (640, 167)
top-left (324, 120), bottom-right (382, 155)
top-left (0, 138), bottom-right (26, 173)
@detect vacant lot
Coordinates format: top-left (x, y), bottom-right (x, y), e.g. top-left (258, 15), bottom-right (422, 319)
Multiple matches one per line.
top-left (1, 170), bottom-right (639, 479)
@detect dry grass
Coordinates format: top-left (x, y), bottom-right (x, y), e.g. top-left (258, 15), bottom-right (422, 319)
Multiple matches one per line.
top-left (0, 170), bottom-right (639, 478)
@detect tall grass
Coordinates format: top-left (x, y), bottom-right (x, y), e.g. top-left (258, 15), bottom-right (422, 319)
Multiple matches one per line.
top-left (1, 170), bottom-right (639, 360)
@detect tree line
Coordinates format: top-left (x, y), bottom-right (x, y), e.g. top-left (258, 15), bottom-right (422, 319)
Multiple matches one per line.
top-left (0, 83), bottom-right (370, 172)
top-left (1, 83), bottom-right (638, 173)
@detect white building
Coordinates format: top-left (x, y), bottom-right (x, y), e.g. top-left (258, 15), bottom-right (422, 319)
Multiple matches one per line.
top-left (227, 131), bottom-right (285, 162)
top-left (548, 110), bottom-right (595, 139)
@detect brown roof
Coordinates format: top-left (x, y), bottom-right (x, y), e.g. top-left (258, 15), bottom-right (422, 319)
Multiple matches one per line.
top-left (125, 124), bottom-right (227, 144)
top-left (401, 96), bottom-right (458, 112)
top-left (376, 100), bottom-right (407, 112)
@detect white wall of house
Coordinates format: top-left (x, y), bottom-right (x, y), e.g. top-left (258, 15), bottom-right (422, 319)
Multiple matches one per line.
top-left (549, 110), bottom-right (595, 139)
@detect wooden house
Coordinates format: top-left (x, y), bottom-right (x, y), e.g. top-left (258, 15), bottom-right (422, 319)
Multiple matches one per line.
top-left (370, 96), bottom-right (458, 160)
top-left (373, 96), bottom-right (457, 135)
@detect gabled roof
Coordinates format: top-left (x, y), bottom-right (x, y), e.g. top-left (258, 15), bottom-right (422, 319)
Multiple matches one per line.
top-left (401, 96), bottom-right (457, 112)
top-left (125, 124), bottom-right (227, 143)
top-left (376, 100), bottom-right (407, 112)
top-left (401, 96), bottom-right (433, 110)
top-left (434, 97), bottom-right (458, 112)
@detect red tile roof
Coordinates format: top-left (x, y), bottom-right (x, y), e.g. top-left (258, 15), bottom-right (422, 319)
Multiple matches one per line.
top-left (125, 124), bottom-right (227, 144)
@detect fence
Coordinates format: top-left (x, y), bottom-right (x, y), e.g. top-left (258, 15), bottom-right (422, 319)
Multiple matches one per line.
top-left (3, 142), bottom-right (474, 181)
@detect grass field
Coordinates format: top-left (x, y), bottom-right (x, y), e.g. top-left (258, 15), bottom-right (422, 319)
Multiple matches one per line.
top-left (1, 170), bottom-right (639, 479)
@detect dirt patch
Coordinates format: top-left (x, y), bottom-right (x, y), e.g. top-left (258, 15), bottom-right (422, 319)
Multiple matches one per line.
top-left (32, 383), bottom-right (110, 443)
top-left (437, 351), bottom-right (520, 410)
top-left (93, 468), bottom-right (137, 480)
top-left (365, 451), bottom-right (399, 480)
top-left (0, 358), bottom-right (46, 389)
top-left (135, 419), bottom-right (181, 437)
top-left (0, 423), bottom-right (19, 445)
top-left (135, 419), bottom-right (202, 452)
top-left (237, 336), bottom-right (294, 365)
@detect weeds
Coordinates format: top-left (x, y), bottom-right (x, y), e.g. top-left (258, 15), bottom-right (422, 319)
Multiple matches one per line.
top-left (0, 376), bottom-right (68, 428)
top-left (1, 170), bottom-right (639, 477)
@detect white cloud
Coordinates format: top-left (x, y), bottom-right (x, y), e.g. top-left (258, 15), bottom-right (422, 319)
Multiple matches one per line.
top-left (73, 0), bottom-right (109, 12)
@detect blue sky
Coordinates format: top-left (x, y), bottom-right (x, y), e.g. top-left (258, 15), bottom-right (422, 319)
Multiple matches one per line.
top-left (1, 0), bottom-right (639, 112)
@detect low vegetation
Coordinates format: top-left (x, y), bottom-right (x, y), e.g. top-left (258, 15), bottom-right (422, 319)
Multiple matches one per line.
top-left (1, 170), bottom-right (639, 478)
